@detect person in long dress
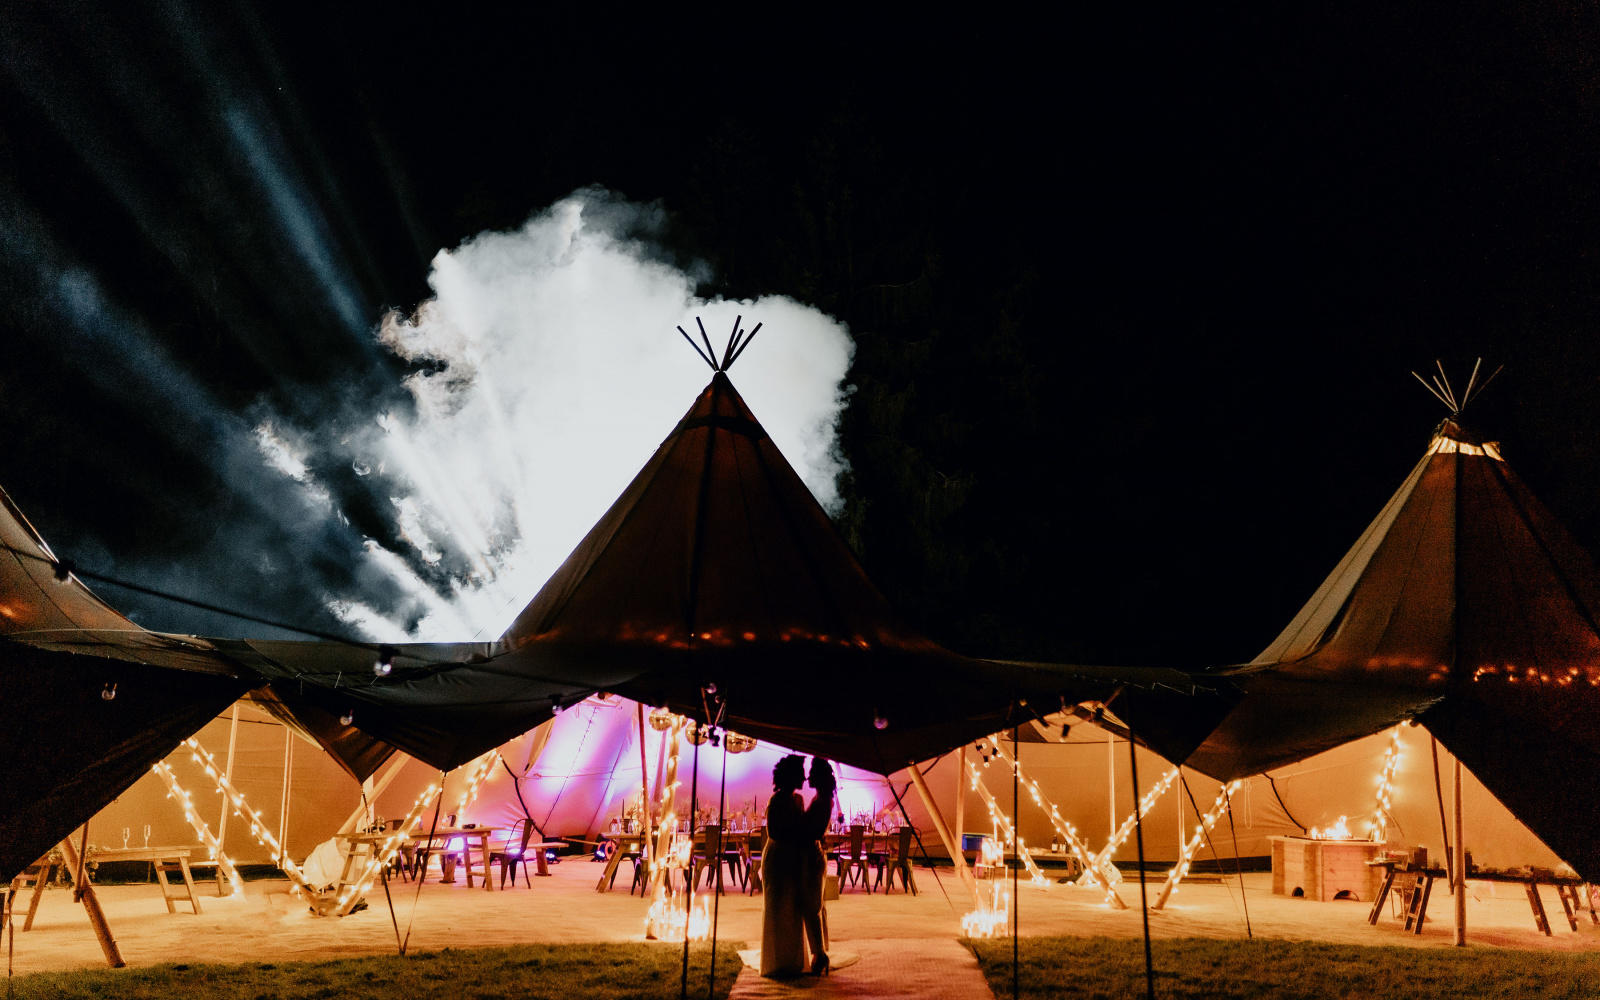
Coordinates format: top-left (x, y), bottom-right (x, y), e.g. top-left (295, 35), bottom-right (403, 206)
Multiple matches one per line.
top-left (759, 754), bottom-right (834, 977)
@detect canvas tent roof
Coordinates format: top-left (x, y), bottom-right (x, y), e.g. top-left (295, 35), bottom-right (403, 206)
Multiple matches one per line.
top-left (0, 486), bottom-right (250, 881)
top-left (1135, 418), bottom-right (1600, 879)
top-left (491, 370), bottom-right (1132, 772)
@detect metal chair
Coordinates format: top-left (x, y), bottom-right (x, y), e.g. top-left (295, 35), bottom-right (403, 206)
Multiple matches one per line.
top-left (832, 825), bottom-right (873, 892)
top-left (489, 819), bottom-right (535, 889)
top-left (874, 826), bottom-right (917, 894)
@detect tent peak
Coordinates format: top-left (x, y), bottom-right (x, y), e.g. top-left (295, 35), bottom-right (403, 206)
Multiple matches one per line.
top-left (1410, 358), bottom-right (1502, 417)
top-left (676, 315), bottom-right (763, 374)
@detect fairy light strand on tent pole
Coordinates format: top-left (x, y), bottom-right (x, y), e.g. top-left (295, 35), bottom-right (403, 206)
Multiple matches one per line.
top-left (452, 749), bottom-right (500, 818)
top-left (645, 714), bottom-right (709, 941)
top-left (965, 757), bottom-right (1049, 886)
top-left (182, 737), bottom-right (319, 899)
top-left (1367, 727), bottom-right (1403, 842)
top-left (332, 781), bottom-right (440, 916)
top-left (149, 760), bottom-right (245, 898)
top-left (1086, 765), bottom-right (1180, 903)
top-left (982, 738), bottom-right (1126, 908)
top-left (1151, 780), bottom-right (1242, 910)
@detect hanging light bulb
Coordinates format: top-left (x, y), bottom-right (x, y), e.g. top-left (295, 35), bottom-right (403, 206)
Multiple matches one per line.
top-left (874, 713), bottom-right (889, 731)
top-left (373, 646), bottom-right (395, 677)
top-left (340, 710), bottom-right (354, 726)
top-left (100, 681), bottom-right (117, 701)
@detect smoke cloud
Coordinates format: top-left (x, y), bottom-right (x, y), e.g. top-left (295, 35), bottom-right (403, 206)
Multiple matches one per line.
top-left (242, 188), bottom-right (855, 641)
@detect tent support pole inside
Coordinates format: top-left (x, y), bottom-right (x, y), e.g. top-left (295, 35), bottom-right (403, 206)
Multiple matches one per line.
top-left (58, 834), bottom-right (123, 968)
top-left (1454, 758), bottom-right (1466, 946)
top-left (908, 763), bottom-right (978, 902)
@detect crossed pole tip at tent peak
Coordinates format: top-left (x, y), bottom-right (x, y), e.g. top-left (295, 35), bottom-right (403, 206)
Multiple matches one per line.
top-left (676, 315), bottom-right (762, 374)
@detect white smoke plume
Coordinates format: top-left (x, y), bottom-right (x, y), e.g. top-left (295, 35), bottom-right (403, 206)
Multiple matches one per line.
top-left (253, 188), bottom-right (854, 642)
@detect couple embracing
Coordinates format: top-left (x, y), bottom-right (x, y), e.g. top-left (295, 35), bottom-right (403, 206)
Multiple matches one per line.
top-left (759, 754), bottom-right (835, 978)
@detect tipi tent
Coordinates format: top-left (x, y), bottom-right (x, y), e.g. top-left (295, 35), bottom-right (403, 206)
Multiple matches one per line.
top-left (0, 486), bottom-right (249, 881)
top-left (1132, 415), bottom-right (1600, 880)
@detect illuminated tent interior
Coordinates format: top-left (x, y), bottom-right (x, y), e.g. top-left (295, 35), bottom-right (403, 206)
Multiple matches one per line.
top-left (1124, 407), bottom-right (1600, 881)
top-left (6, 360), bottom-right (1597, 899)
top-left (84, 693), bottom-right (1562, 887)
top-left (1, 355), bottom-right (1165, 884)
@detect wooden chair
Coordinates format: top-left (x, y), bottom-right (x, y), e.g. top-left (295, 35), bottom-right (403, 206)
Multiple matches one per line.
top-left (874, 826), bottom-right (917, 894)
top-left (832, 825), bottom-right (873, 892)
top-left (490, 819), bottom-right (535, 889)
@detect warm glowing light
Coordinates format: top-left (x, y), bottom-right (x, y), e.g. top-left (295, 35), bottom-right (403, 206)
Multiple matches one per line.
top-left (1311, 815), bottom-right (1353, 840)
top-left (964, 755), bottom-right (1049, 886)
top-left (1152, 780), bottom-right (1242, 910)
top-left (644, 889), bottom-right (712, 941)
top-left (981, 738), bottom-right (1122, 904)
top-left (1366, 727), bottom-right (1403, 842)
top-left (962, 882), bottom-right (1012, 938)
top-left (149, 760), bottom-right (245, 899)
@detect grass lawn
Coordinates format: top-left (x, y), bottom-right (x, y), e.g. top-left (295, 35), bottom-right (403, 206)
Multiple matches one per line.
top-left (3, 941), bottom-right (743, 1000)
top-left (969, 936), bottom-right (1600, 1000)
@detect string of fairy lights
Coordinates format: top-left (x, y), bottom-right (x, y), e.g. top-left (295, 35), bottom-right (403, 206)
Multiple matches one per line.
top-left (1151, 779), bottom-right (1242, 910)
top-left (329, 781), bottom-right (440, 916)
top-left (148, 759), bottom-right (245, 898)
top-left (141, 711), bottom-right (1404, 930)
top-left (979, 738), bottom-right (1126, 907)
top-left (179, 736), bottom-right (320, 898)
top-left (1367, 727), bottom-right (1403, 842)
top-left (963, 757), bottom-right (1050, 887)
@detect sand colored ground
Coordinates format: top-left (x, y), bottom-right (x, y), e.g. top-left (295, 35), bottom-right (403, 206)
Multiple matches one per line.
top-left (5, 861), bottom-right (1598, 977)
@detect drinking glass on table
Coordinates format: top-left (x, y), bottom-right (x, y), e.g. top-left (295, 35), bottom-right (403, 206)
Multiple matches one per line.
top-left (122, 827), bottom-right (130, 849)
top-left (143, 825), bottom-right (151, 847)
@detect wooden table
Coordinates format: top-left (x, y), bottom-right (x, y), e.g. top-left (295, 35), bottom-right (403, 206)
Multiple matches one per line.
top-left (1367, 862), bottom-right (1599, 935)
top-left (31, 847), bottom-right (205, 916)
top-left (595, 833), bottom-right (647, 892)
top-left (409, 827), bottom-right (497, 890)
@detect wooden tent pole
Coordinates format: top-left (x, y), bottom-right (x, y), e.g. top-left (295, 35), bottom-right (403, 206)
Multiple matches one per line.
top-left (216, 704), bottom-right (240, 854)
top-left (637, 703), bottom-right (654, 861)
top-left (1107, 729), bottom-right (1116, 843)
top-left (58, 835), bottom-right (123, 968)
top-left (908, 763), bottom-right (978, 902)
top-left (278, 725), bottom-right (294, 856)
top-left (338, 754), bottom-right (410, 835)
top-left (1453, 759), bottom-right (1466, 946)
top-left (954, 744), bottom-right (966, 854)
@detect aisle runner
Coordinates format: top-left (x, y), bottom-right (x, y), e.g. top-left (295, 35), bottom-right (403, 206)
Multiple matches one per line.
top-left (731, 938), bottom-right (998, 1000)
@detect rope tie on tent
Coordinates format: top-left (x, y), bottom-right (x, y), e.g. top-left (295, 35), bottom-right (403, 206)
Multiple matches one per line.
top-left (872, 739), bottom-right (962, 918)
top-left (1431, 736), bottom-right (1455, 892)
top-left (1179, 774), bottom-right (1247, 926)
top-left (358, 785), bottom-right (404, 953)
top-left (1126, 732), bottom-right (1156, 1000)
top-left (398, 780), bottom-right (446, 957)
top-left (1011, 714), bottom-right (1020, 1000)
top-left (707, 719), bottom-right (730, 1000)
top-left (1264, 774), bottom-right (1307, 834)
top-left (1223, 786), bottom-right (1252, 939)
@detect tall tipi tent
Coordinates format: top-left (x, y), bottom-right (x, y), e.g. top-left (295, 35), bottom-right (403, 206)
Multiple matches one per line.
top-left (501, 364), bottom-right (1104, 772)
top-left (1155, 414), bottom-right (1600, 879)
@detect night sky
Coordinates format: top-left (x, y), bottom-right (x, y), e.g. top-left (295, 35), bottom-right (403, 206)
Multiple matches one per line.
top-left (4, 3), bottom-right (1600, 671)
